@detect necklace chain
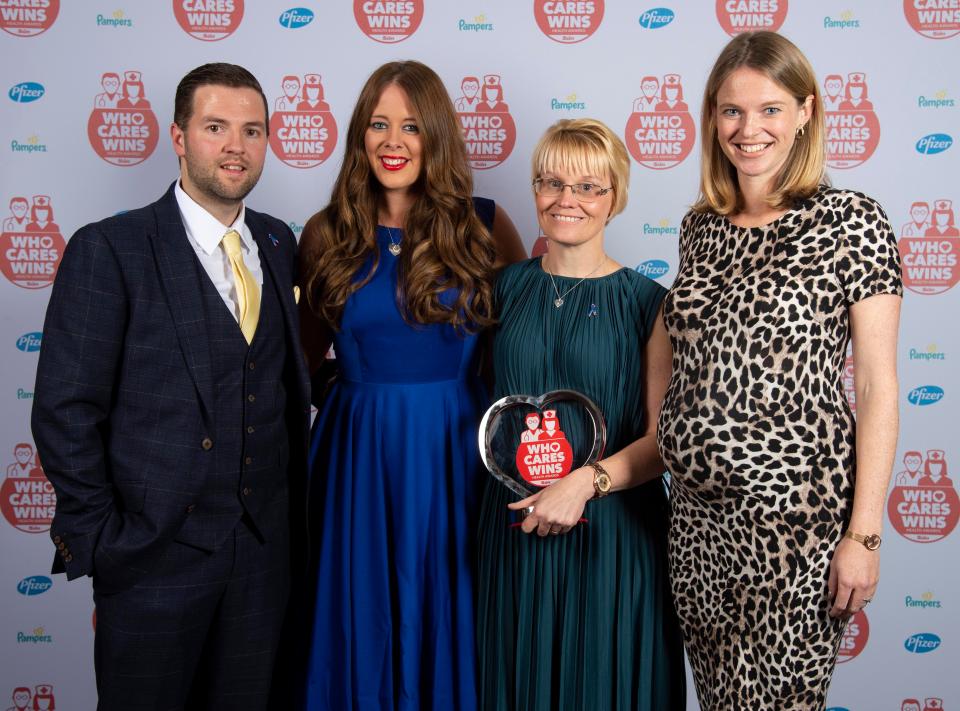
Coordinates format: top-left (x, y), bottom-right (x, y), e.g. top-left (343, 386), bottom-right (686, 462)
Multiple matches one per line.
top-left (544, 256), bottom-right (607, 308)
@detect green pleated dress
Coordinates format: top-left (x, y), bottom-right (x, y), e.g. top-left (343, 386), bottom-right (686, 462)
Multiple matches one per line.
top-left (477, 258), bottom-right (686, 711)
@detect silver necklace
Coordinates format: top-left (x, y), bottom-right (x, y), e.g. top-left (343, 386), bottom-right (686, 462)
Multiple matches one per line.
top-left (384, 225), bottom-right (402, 256)
top-left (544, 256), bottom-right (607, 308)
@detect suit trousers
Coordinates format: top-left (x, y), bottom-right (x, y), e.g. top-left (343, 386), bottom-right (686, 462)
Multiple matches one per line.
top-left (92, 516), bottom-right (290, 711)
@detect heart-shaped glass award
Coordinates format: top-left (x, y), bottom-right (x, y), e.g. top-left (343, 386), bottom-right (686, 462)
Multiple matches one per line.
top-left (478, 389), bottom-right (607, 498)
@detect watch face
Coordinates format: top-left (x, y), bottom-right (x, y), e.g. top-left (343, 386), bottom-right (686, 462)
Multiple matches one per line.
top-left (864, 534), bottom-right (881, 551)
top-left (597, 473), bottom-right (612, 492)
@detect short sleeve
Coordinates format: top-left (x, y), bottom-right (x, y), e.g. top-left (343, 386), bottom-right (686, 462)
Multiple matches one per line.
top-left (834, 194), bottom-right (903, 305)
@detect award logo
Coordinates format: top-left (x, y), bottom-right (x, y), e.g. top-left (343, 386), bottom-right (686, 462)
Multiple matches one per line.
top-left (1, 441), bottom-right (55, 533)
top-left (0, 0), bottom-right (59, 37)
top-left (173, 0), bottom-right (243, 41)
top-left (904, 1), bottom-right (960, 39)
top-left (456, 74), bottom-right (517, 170)
top-left (836, 609), bottom-right (869, 663)
top-left (4, 685), bottom-right (56, 710)
top-left (888, 449), bottom-right (959, 543)
top-left (354, 0), bottom-right (423, 43)
top-left (268, 73), bottom-right (338, 169)
top-left (0, 195), bottom-right (65, 289)
top-left (87, 70), bottom-right (159, 166)
top-left (625, 73), bottom-right (695, 170)
top-left (823, 72), bottom-right (880, 169)
top-left (899, 198), bottom-right (959, 295)
top-left (901, 700), bottom-right (946, 711)
top-left (534, 0), bottom-right (604, 44)
top-left (716, 0), bottom-right (787, 36)
top-left (516, 410), bottom-right (574, 487)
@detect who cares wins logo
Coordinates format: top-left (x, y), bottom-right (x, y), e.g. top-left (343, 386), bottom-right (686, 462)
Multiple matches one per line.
top-left (2, 441), bottom-right (56, 534)
top-left (1, 195), bottom-right (65, 289)
top-left (174, 0), bottom-right (243, 41)
top-left (534, 0), bottom-right (604, 44)
top-left (625, 73), bottom-right (695, 170)
top-left (88, 70), bottom-right (159, 166)
top-left (836, 609), bottom-right (869, 663)
top-left (0, 0), bottom-right (59, 37)
top-left (716, 0), bottom-right (787, 36)
top-left (904, 0), bottom-right (960, 39)
top-left (354, 0), bottom-right (423, 43)
top-left (269, 73), bottom-right (338, 169)
top-left (824, 72), bottom-right (880, 169)
top-left (888, 448), bottom-right (959, 543)
top-left (901, 699), bottom-right (947, 711)
top-left (899, 198), bottom-right (959, 294)
top-left (5, 685), bottom-right (56, 711)
top-left (457, 74), bottom-right (517, 170)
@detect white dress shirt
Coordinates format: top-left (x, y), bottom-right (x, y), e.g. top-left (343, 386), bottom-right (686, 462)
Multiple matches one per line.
top-left (175, 181), bottom-right (263, 324)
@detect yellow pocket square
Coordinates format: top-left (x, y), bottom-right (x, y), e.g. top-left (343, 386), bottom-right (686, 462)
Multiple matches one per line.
top-left (293, 286), bottom-right (301, 304)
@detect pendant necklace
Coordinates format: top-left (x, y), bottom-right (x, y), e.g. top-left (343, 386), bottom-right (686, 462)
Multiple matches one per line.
top-left (545, 256), bottom-right (607, 308)
top-left (385, 225), bottom-right (402, 256)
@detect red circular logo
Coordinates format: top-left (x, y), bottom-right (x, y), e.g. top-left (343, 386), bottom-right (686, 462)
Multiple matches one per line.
top-left (715, 0), bottom-right (787, 36)
top-left (534, 0), bottom-right (604, 44)
top-left (456, 74), bottom-right (517, 170)
top-left (1, 195), bottom-right (64, 289)
top-left (625, 73), bottom-right (696, 170)
top-left (888, 449), bottom-right (959, 542)
top-left (2, 442), bottom-right (55, 533)
top-left (87, 71), bottom-right (159, 167)
top-left (899, 198), bottom-right (959, 295)
top-left (903, 0), bottom-right (960, 39)
top-left (515, 410), bottom-right (574, 487)
top-left (0, 0), bottom-right (59, 37)
top-left (173, 0), bottom-right (244, 41)
top-left (836, 609), bottom-right (869, 663)
top-left (353, 0), bottom-right (423, 43)
top-left (268, 73), bottom-right (338, 169)
top-left (823, 72), bottom-right (881, 169)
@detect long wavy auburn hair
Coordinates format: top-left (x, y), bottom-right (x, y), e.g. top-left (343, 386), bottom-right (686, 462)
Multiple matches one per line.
top-left (302, 61), bottom-right (497, 332)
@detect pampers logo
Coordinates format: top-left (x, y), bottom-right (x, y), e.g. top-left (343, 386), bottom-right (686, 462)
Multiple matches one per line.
top-left (17, 626), bottom-right (52, 644)
top-left (908, 385), bottom-right (944, 406)
top-left (643, 219), bottom-right (678, 236)
top-left (17, 575), bottom-right (52, 596)
top-left (636, 259), bottom-right (670, 279)
top-left (551, 93), bottom-right (586, 111)
top-left (8, 82), bottom-right (44, 104)
top-left (287, 221), bottom-right (304, 236)
top-left (96, 9), bottom-right (133, 27)
top-left (919, 90), bottom-right (955, 109)
top-left (10, 135), bottom-right (47, 154)
top-left (916, 133), bottom-right (953, 155)
top-left (910, 345), bottom-right (946, 361)
top-left (906, 591), bottom-right (942, 609)
top-left (279, 7), bottom-right (314, 28)
top-left (904, 632), bottom-right (941, 654)
top-left (16, 333), bottom-right (42, 352)
top-left (638, 7), bottom-right (674, 29)
top-left (824, 9), bottom-right (860, 28)
top-left (459, 13), bottom-right (494, 31)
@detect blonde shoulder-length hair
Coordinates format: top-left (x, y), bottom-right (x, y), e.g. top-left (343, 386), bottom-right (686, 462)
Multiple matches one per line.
top-left (693, 31), bottom-right (826, 216)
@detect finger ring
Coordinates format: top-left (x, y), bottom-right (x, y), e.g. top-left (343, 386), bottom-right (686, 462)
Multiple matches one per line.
top-left (550, 526), bottom-right (562, 535)
top-left (862, 598), bottom-right (872, 605)
top-left (524, 506), bottom-right (535, 515)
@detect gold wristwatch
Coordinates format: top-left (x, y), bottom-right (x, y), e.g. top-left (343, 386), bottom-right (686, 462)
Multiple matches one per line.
top-left (844, 530), bottom-right (882, 551)
top-left (589, 461), bottom-right (611, 498)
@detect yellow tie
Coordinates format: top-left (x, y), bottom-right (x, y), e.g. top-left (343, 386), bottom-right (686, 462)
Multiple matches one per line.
top-left (221, 229), bottom-right (260, 344)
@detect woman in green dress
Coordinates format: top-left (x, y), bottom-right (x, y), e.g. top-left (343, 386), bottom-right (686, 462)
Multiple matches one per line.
top-left (476, 119), bottom-right (685, 710)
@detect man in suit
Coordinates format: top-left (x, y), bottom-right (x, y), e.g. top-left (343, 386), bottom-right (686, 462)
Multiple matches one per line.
top-left (31, 63), bottom-right (310, 710)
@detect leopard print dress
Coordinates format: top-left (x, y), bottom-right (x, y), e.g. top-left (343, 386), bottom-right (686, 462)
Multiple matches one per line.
top-left (657, 188), bottom-right (902, 709)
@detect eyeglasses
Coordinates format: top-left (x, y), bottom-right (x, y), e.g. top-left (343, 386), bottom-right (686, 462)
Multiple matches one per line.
top-left (532, 178), bottom-right (613, 203)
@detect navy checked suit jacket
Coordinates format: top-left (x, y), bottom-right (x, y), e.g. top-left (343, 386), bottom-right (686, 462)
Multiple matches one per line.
top-left (31, 183), bottom-right (311, 591)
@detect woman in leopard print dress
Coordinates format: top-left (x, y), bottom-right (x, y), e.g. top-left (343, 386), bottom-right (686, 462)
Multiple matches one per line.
top-left (657, 32), bottom-right (902, 709)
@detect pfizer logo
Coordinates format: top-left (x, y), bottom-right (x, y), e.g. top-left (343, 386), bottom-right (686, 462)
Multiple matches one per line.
top-left (636, 259), bottom-right (670, 279)
top-left (0, 0), bottom-right (59, 37)
top-left (16, 332), bottom-right (42, 353)
top-left (916, 133), bottom-right (953, 155)
top-left (87, 71), bottom-right (159, 166)
top-left (638, 8), bottom-right (674, 29)
top-left (1, 195), bottom-right (65, 288)
top-left (279, 7), bottom-right (314, 28)
top-left (904, 632), bottom-right (941, 654)
top-left (174, 0), bottom-right (243, 40)
top-left (824, 71), bottom-right (880, 169)
top-left (8, 82), bottom-right (44, 104)
top-left (904, 1), bottom-right (960, 39)
top-left (899, 198), bottom-right (960, 295)
top-left (17, 575), bottom-right (52, 596)
top-left (908, 385), bottom-right (944, 406)
top-left (836, 609), bottom-right (869, 663)
top-left (716, 0), bottom-right (787, 36)
top-left (535, 0), bottom-right (604, 43)
top-left (456, 73), bottom-right (517, 170)
top-left (354, 0), bottom-right (423, 43)
top-left (625, 72), bottom-right (695, 169)
top-left (268, 73), bottom-right (338, 169)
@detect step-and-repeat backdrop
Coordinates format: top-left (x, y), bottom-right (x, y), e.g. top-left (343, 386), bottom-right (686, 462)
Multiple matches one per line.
top-left (1, 2), bottom-right (957, 708)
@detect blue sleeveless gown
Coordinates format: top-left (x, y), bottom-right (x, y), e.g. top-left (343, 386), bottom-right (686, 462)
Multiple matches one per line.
top-left (303, 198), bottom-right (495, 710)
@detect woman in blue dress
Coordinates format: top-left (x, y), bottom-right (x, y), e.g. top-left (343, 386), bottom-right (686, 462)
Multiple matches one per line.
top-left (297, 61), bottom-right (524, 710)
